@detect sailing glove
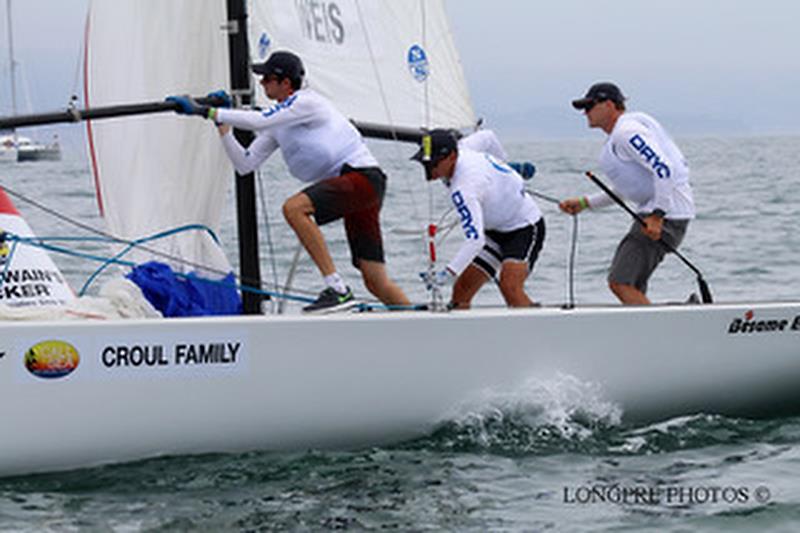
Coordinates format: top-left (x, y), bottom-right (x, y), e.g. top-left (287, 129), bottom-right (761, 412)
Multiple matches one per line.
top-left (166, 95), bottom-right (211, 118)
top-left (206, 90), bottom-right (232, 108)
top-left (509, 161), bottom-right (536, 180)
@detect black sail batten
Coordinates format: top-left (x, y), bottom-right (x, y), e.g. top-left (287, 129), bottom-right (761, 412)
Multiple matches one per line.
top-left (226, 0), bottom-right (265, 314)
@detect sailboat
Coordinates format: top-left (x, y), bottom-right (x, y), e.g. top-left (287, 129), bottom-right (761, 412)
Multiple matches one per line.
top-left (1, 0), bottom-right (61, 163)
top-left (0, 0), bottom-right (799, 477)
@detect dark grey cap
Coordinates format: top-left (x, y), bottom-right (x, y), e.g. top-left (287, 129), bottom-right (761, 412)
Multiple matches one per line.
top-left (572, 82), bottom-right (626, 110)
top-left (410, 129), bottom-right (459, 164)
top-left (252, 50), bottom-right (305, 81)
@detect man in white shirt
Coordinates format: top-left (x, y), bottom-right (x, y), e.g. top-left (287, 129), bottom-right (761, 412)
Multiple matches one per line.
top-left (168, 51), bottom-right (408, 313)
top-left (559, 82), bottom-right (695, 304)
top-left (413, 129), bottom-right (545, 309)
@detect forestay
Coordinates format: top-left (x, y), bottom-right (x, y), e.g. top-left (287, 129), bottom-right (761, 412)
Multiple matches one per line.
top-left (248, 0), bottom-right (476, 131)
top-left (84, 0), bottom-right (233, 281)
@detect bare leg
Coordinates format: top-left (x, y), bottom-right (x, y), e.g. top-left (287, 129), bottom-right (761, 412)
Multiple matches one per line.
top-left (451, 264), bottom-right (490, 310)
top-left (282, 193), bottom-right (336, 277)
top-left (358, 259), bottom-right (409, 306)
top-left (609, 281), bottom-right (651, 305)
top-left (498, 261), bottom-right (534, 307)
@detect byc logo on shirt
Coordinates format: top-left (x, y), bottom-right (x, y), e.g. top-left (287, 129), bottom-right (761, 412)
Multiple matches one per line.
top-left (485, 154), bottom-right (512, 173)
top-left (628, 134), bottom-right (671, 179)
top-left (262, 94), bottom-right (298, 118)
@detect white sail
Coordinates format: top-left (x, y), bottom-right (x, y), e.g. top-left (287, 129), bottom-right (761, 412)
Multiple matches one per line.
top-left (84, 0), bottom-right (233, 279)
top-left (248, 0), bottom-right (476, 130)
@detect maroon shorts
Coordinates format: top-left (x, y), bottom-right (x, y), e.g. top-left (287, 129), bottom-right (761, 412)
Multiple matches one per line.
top-left (303, 164), bottom-right (387, 268)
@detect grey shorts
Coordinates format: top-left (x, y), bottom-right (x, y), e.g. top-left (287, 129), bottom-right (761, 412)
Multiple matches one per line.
top-left (608, 218), bottom-right (689, 294)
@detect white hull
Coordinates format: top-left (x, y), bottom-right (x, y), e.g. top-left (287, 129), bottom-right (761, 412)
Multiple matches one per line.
top-left (2, 301), bottom-right (799, 476)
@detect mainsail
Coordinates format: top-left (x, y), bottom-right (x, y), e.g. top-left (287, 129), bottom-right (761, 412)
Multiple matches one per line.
top-left (83, 0), bottom-right (475, 313)
top-left (249, 0), bottom-right (475, 131)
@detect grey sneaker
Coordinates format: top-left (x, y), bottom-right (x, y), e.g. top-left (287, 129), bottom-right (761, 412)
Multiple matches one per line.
top-left (302, 286), bottom-right (356, 314)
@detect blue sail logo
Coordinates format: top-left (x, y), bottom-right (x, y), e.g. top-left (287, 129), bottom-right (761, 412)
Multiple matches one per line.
top-left (258, 32), bottom-right (271, 59)
top-left (407, 44), bottom-right (429, 82)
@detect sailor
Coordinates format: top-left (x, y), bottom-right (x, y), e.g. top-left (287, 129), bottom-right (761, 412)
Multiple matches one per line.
top-left (167, 50), bottom-right (409, 313)
top-left (559, 82), bottom-right (695, 305)
top-left (412, 129), bottom-right (545, 309)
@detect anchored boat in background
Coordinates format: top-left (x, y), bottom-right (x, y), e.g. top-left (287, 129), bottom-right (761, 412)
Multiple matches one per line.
top-left (2, 0), bottom-right (62, 163)
top-left (0, 0), bottom-right (798, 477)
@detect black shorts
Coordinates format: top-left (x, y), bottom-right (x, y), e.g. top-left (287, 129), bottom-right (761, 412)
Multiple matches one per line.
top-left (303, 164), bottom-right (387, 268)
top-left (608, 218), bottom-right (689, 293)
top-left (472, 218), bottom-right (546, 279)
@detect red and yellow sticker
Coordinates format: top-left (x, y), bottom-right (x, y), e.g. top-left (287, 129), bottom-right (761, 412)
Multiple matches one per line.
top-left (24, 340), bottom-right (80, 379)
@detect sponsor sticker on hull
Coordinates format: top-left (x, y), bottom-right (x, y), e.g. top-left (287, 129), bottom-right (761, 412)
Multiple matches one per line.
top-left (12, 329), bottom-right (249, 383)
top-left (24, 340), bottom-right (80, 379)
top-left (727, 310), bottom-right (800, 334)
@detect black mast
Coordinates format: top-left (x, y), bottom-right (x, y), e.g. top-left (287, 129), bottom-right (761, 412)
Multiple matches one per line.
top-left (226, 0), bottom-right (264, 314)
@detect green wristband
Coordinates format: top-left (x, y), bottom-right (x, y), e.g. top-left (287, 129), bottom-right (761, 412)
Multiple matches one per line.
top-left (578, 197), bottom-right (588, 209)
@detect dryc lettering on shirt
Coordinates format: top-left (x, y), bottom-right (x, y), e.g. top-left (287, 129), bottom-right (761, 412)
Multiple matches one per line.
top-left (628, 134), bottom-right (671, 179)
top-left (451, 191), bottom-right (479, 240)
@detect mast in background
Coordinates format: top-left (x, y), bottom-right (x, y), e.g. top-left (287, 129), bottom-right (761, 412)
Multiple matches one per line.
top-left (5, 0), bottom-right (18, 130)
top-left (226, 0), bottom-right (264, 314)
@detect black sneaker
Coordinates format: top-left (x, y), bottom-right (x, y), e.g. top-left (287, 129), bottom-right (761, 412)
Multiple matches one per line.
top-left (302, 286), bottom-right (356, 314)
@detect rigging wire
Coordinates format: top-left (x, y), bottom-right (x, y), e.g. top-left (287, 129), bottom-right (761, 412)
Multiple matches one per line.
top-left (0, 182), bottom-right (324, 301)
top-left (352, 0), bottom-right (423, 222)
top-left (255, 168), bottom-right (280, 313)
top-left (526, 186), bottom-right (578, 308)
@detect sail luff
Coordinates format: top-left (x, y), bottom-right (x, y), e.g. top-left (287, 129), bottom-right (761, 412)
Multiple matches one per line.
top-left (85, 0), bottom-right (235, 282)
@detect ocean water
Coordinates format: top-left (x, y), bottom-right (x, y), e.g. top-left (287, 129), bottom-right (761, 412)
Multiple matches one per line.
top-left (1, 134), bottom-right (799, 531)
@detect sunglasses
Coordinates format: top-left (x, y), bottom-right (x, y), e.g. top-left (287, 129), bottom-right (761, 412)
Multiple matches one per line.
top-left (584, 98), bottom-right (609, 113)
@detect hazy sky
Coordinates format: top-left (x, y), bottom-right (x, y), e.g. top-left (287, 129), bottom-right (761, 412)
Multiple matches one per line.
top-left (2, 0), bottom-right (800, 141)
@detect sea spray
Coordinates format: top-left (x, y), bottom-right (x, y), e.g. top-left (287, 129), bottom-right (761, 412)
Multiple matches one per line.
top-left (404, 373), bottom-right (623, 454)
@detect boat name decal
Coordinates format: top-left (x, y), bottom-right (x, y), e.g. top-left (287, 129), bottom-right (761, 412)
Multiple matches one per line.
top-left (296, 0), bottom-right (345, 45)
top-left (101, 342), bottom-right (242, 368)
top-left (727, 310), bottom-right (800, 334)
top-left (25, 340), bottom-right (80, 379)
top-left (629, 134), bottom-right (671, 179)
top-left (451, 191), bottom-right (479, 240)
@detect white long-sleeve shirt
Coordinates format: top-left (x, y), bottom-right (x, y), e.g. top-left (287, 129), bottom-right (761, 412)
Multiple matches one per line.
top-left (445, 133), bottom-right (542, 275)
top-left (215, 88), bottom-right (377, 183)
top-left (588, 112), bottom-right (695, 219)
